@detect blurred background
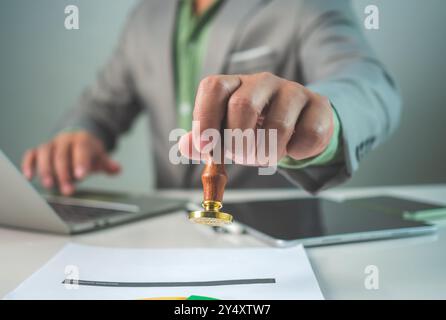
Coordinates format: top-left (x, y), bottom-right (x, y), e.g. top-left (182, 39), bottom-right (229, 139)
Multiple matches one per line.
top-left (0, 0), bottom-right (445, 193)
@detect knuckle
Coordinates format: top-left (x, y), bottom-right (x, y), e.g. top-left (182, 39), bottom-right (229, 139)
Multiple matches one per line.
top-left (37, 143), bottom-right (53, 157)
top-left (256, 71), bottom-right (275, 81)
top-left (38, 142), bottom-right (49, 151)
top-left (319, 95), bottom-right (331, 107)
top-left (198, 75), bottom-right (227, 94)
top-left (282, 79), bottom-right (300, 90)
top-left (55, 132), bottom-right (79, 146)
top-left (267, 118), bottom-right (293, 134)
top-left (74, 135), bottom-right (91, 150)
top-left (312, 93), bottom-right (330, 108)
top-left (75, 131), bottom-right (92, 142)
top-left (287, 84), bottom-right (308, 104)
top-left (54, 132), bottom-right (70, 142)
top-left (301, 123), bottom-right (330, 151)
top-left (228, 95), bottom-right (259, 116)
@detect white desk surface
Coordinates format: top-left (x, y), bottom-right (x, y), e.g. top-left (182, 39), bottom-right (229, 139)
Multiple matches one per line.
top-left (1, 184), bottom-right (445, 299)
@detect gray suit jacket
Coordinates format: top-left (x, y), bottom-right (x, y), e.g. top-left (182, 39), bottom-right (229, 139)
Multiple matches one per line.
top-left (60, 0), bottom-right (401, 193)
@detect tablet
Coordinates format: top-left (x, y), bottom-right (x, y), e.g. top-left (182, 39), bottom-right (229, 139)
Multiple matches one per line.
top-left (222, 198), bottom-right (437, 247)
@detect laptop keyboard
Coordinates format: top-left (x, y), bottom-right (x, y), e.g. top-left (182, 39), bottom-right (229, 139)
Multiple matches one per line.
top-left (48, 202), bottom-right (130, 224)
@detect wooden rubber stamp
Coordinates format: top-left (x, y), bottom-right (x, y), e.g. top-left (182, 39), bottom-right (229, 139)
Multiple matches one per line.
top-left (188, 156), bottom-right (233, 226)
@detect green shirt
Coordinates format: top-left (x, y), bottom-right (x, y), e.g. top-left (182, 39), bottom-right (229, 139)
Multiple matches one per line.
top-left (174, 0), bottom-right (342, 168)
top-left (174, 0), bottom-right (223, 131)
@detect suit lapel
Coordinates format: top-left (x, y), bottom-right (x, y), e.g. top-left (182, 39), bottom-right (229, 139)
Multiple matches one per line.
top-left (145, 0), bottom-right (187, 187)
top-left (148, 0), bottom-right (179, 129)
top-left (200, 0), bottom-right (265, 78)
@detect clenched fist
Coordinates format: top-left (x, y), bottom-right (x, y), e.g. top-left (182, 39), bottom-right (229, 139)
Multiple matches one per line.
top-left (179, 72), bottom-right (334, 164)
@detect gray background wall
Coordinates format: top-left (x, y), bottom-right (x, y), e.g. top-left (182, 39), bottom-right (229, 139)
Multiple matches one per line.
top-left (0, 0), bottom-right (445, 192)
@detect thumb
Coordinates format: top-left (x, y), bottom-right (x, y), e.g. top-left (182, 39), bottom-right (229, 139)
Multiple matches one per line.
top-left (101, 155), bottom-right (121, 175)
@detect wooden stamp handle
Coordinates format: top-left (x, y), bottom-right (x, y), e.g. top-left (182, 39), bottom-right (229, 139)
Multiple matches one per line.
top-left (201, 158), bottom-right (227, 202)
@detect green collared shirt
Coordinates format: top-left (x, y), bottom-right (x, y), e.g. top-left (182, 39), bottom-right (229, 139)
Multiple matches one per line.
top-left (174, 0), bottom-right (342, 168)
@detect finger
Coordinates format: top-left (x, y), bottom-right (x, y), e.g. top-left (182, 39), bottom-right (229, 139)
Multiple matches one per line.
top-left (101, 155), bottom-right (121, 175)
top-left (178, 131), bottom-right (202, 161)
top-left (225, 73), bottom-right (282, 165)
top-left (53, 139), bottom-right (74, 195)
top-left (261, 83), bottom-right (308, 162)
top-left (286, 95), bottom-right (334, 160)
top-left (72, 137), bottom-right (93, 179)
top-left (192, 75), bottom-right (241, 152)
top-left (22, 149), bottom-right (37, 180)
top-left (36, 143), bottom-right (54, 189)
top-left (226, 73), bottom-right (281, 132)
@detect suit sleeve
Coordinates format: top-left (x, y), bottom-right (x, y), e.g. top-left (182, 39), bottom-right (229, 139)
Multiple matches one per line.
top-left (278, 0), bottom-right (402, 193)
top-left (56, 6), bottom-right (142, 151)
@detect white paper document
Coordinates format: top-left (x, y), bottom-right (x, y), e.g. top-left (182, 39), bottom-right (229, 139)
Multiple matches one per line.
top-left (6, 243), bottom-right (323, 300)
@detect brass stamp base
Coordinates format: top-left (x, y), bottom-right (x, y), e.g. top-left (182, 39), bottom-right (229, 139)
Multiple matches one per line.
top-left (189, 201), bottom-right (233, 226)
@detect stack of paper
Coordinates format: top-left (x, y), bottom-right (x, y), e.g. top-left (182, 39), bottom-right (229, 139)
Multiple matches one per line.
top-left (5, 243), bottom-right (323, 300)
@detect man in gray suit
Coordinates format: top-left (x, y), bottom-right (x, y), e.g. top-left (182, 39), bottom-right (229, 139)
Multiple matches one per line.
top-left (21, 0), bottom-right (401, 195)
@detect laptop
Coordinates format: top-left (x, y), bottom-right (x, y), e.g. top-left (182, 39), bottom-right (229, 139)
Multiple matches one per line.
top-left (0, 150), bottom-right (186, 234)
